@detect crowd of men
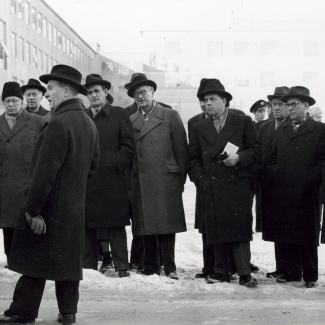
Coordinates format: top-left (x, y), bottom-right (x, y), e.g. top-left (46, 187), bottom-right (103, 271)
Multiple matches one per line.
top-left (0, 63), bottom-right (325, 324)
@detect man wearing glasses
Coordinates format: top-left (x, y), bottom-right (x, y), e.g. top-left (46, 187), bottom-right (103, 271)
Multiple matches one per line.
top-left (0, 82), bottom-right (43, 268)
top-left (127, 73), bottom-right (188, 280)
top-left (267, 86), bottom-right (325, 288)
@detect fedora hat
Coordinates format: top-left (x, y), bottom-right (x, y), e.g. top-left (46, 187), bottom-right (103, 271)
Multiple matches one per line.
top-left (84, 74), bottom-right (111, 90)
top-left (197, 78), bottom-right (208, 99)
top-left (124, 73), bottom-right (157, 98)
top-left (39, 64), bottom-right (88, 96)
top-left (106, 93), bottom-right (114, 104)
top-left (197, 79), bottom-right (232, 102)
top-left (267, 86), bottom-right (290, 101)
top-left (281, 86), bottom-right (315, 106)
top-left (250, 100), bottom-right (270, 113)
top-left (21, 78), bottom-right (46, 95)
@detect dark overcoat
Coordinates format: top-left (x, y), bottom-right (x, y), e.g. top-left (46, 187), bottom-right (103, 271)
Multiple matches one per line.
top-left (130, 104), bottom-right (188, 236)
top-left (85, 103), bottom-right (135, 228)
top-left (188, 111), bottom-right (260, 245)
top-left (188, 112), bottom-right (206, 232)
top-left (26, 105), bottom-right (49, 117)
top-left (0, 110), bottom-right (44, 228)
top-left (265, 117), bottom-right (325, 246)
top-left (9, 99), bottom-right (99, 281)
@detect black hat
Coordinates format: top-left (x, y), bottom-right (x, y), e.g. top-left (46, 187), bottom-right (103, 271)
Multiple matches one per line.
top-left (106, 93), bottom-right (114, 104)
top-left (197, 79), bottom-right (232, 102)
top-left (84, 74), bottom-right (111, 90)
top-left (197, 78), bottom-right (207, 99)
top-left (250, 100), bottom-right (270, 113)
top-left (39, 64), bottom-right (88, 96)
top-left (2, 82), bottom-right (23, 101)
top-left (281, 86), bottom-right (315, 106)
top-left (21, 78), bottom-right (46, 95)
top-left (124, 73), bottom-right (157, 98)
top-left (267, 86), bottom-right (290, 101)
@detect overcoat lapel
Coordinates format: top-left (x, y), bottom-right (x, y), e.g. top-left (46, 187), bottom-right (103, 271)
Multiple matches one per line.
top-left (201, 118), bottom-right (218, 145)
top-left (6, 110), bottom-right (29, 141)
top-left (290, 117), bottom-right (314, 140)
top-left (267, 119), bottom-right (276, 142)
top-left (0, 115), bottom-right (11, 140)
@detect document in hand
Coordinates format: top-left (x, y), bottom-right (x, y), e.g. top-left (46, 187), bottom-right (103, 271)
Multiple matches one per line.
top-left (223, 142), bottom-right (239, 154)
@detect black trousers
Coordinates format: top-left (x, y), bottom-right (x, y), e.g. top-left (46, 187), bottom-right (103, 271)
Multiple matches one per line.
top-left (202, 233), bottom-right (214, 275)
top-left (274, 242), bottom-right (287, 272)
top-left (2, 227), bottom-right (15, 262)
top-left (130, 219), bottom-right (144, 266)
top-left (9, 275), bottom-right (79, 319)
top-left (143, 234), bottom-right (176, 274)
top-left (255, 186), bottom-right (262, 232)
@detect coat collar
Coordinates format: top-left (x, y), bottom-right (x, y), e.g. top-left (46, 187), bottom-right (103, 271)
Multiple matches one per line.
top-left (0, 109), bottom-right (29, 141)
top-left (53, 98), bottom-right (84, 118)
top-left (131, 103), bottom-right (164, 141)
top-left (266, 119), bottom-right (276, 141)
top-left (282, 115), bottom-right (314, 138)
top-left (85, 102), bottom-right (114, 120)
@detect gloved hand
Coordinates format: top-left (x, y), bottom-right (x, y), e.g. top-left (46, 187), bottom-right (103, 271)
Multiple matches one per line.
top-left (25, 212), bottom-right (46, 235)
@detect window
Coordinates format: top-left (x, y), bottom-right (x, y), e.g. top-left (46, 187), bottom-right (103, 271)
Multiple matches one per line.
top-left (37, 12), bottom-right (42, 34)
top-left (234, 42), bottom-right (249, 57)
top-left (17, 0), bottom-right (23, 19)
top-left (53, 27), bottom-right (57, 45)
top-left (42, 17), bottom-right (47, 38)
top-left (17, 36), bottom-right (23, 60)
top-left (66, 38), bottom-right (70, 54)
top-left (0, 20), bottom-right (8, 70)
top-left (207, 42), bottom-right (223, 58)
top-left (48, 57), bottom-right (52, 73)
top-left (304, 42), bottom-right (319, 57)
top-left (43, 52), bottom-right (47, 72)
top-left (32, 46), bottom-right (37, 68)
top-left (11, 33), bottom-right (16, 57)
top-left (24, 1), bottom-right (30, 24)
top-left (58, 30), bottom-right (62, 49)
top-left (62, 35), bottom-right (66, 52)
top-left (48, 23), bottom-right (52, 42)
top-left (25, 41), bottom-right (30, 64)
top-left (260, 42), bottom-right (275, 57)
top-left (38, 49), bottom-right (42, 70)
top-left (31, 7), bottom-right (36, 29)
top-left (11, 0), bottom-right (16, 14)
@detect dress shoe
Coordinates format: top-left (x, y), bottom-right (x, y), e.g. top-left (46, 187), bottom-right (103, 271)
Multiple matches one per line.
top-left (167, 272), bottom-right (179, 280)
top-left (250, 263), bottom-right (259, 273)
top-left (0, 310), bottom-right (35, 324)
top-left (57, 313), bottom-right (76, 325)
top-left (99, 252), bottom-right (113, 274)
top-left (239, 274), bottom-right (258, 287)
top-left (305, 281), bottom-right (318, 288)
top-left (266, 270), bottom-right (284, 278)
top-left (276, 274), bottom-right (302, 283)
top-left (137, 269), bottom-right (160, 276)
top-left (195, 272), bottom-right (209, 279)
top-left (118, 270), bottom-right (130, 278)
top-left (205, 273), bottom-right (231, 284)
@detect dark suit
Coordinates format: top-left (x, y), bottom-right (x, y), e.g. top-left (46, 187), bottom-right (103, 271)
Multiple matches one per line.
top-left (266, 117), bottom-right (325, 281)
top-left (25, 105), bottom-right (49, 117)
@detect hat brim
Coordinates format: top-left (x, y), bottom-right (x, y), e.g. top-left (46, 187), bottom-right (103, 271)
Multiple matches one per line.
top-left (127, 80), bottom-right (157, 98)
top-left (39, 74), bottom-right (88, 96)
top-left (267, 95), bottom-right (285, 101)
top-left (281, 94), bottom-right (316, 106)
top-left (198, 90), bottom-right (232, 102)
top-left (106, 93), bottom-right (114, 104)
top-left (84, 80), bottom-right (111, 91)
top-left (21, 84), bottom-right (47, 95)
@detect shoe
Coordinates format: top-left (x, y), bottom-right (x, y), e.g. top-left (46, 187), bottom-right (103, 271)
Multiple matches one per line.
top-left (266, 270), bottom-right (284, 278)
top-left (99, 252), bottom-right (113, 274)
top-left (118, 270), bottom-right (130, 278)
top-left (57, 313), bottom-right (76, 325)
top-left (250, 263), bottom-right (259, 273)
top-left (205, 273), bottom-right (231, 284)
top-left (167, 272), bottom-right (179, 280)
top-left (276, 274), bottom-right (302, 283)
top-left (0, 310), bottom-right (35, 324)
top-left (305, 281), bottom-right (318, 288)
top-left (195, 272), bottom-right (209, 279)
top-left (239, 274), bottom-right (258, 287)
top-left (137, 269), bottom-right (160, 276)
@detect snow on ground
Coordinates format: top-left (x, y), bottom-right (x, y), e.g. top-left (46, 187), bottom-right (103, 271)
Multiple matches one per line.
top-left (0, 182), bottom-right (325, 325)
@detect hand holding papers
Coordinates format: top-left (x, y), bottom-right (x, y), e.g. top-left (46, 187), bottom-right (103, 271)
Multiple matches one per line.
top-left (222, 142), bottom-right (240, 168)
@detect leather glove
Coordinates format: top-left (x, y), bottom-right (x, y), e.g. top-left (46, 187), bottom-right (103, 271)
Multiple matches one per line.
top-left (25, 212), bottom-right (46, 235)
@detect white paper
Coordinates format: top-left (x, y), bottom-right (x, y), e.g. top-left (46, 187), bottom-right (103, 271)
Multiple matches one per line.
top-left (223, 142), bottom-right (239, 154)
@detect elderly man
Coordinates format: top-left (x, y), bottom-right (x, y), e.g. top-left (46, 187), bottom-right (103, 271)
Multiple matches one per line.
top-left (0, 82), bottom-right (44, 267)
top-left (83, 74), bottom-right (135, 277)
top-left (189, 79), bottom-right (260, 287)
top-left (308, 106), bottom-right (322, 122)
top-left (0, 65), bottom-right (99, 325)
top-left (259, 86), bottom-right (290, 279)
top-left (127, 73), bottom-right (188, 279)
top-left (21, 78), bottom-right (48, 116)
top-left (267, 86), bottom-right (325, 288)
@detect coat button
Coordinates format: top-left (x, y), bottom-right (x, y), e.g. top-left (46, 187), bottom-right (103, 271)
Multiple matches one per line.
top-left (204, 151), bottom-right (207, 155)
top-left (212, 176), bottom-right (215, 180)
top-left (231, 175), bottom-right (235, 179)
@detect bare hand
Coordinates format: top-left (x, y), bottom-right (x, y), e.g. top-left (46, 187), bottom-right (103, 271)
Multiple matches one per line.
top-left (25, 212), bottom-right (46, 235)
top-left (223, 153), bottom-right (239, 167)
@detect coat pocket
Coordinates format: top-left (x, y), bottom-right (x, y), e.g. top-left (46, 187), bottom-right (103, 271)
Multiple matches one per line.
top-left (167, 165), bottom-right (181, 173)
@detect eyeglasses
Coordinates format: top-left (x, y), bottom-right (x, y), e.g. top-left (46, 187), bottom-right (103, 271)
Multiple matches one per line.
top-left (285, 101), bottom-right (301, 109)
top-left (134, 89), bottom-right (151, 98)
top-left (4, 99), bottom-right (21, 105)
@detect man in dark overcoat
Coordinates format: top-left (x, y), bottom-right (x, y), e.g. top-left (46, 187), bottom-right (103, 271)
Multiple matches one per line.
top-left (83, 74), bottom-right (135, 277)
top-left (0, 65), bottom-right (99, 325)
top-left (266, 86), bottom-right (325, 288)
top-left (0, 82), bottom-right (44, 265)
top-left (259, 86), bottom-right (290, 279)
top-left (128, 73), bottom-right (188, 279)
top-left (21, 79), bottom-right (49, 116)
top-left (189, 79), bottom-right (260, 287)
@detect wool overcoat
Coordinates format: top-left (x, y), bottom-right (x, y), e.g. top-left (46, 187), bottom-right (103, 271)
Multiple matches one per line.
top-left (188, 111), bottom-right (260, 245)
top-left (0, 110), bottom-right (44, 228)
top-left (130, 104), bottom-right (188, 236)
top-left (8, 99), bottom-right (99, 281)
top-left (85, 103), bottom-right (135, 228)
top-left (26, 105), bottom-right (49, 117)
top-left (265, 117), bottom-right (325, 246)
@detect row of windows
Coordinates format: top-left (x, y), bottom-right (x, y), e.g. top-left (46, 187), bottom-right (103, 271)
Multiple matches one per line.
top-left (10, 0), bottom-right (93, 69)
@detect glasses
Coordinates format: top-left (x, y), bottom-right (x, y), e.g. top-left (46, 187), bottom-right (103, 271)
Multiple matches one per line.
top-left (134, 89), bottom-right (151, 98)
top-left (4, 99), bottom-right (21, 105)
top-left (285, 101), bottom-right (301, 109)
